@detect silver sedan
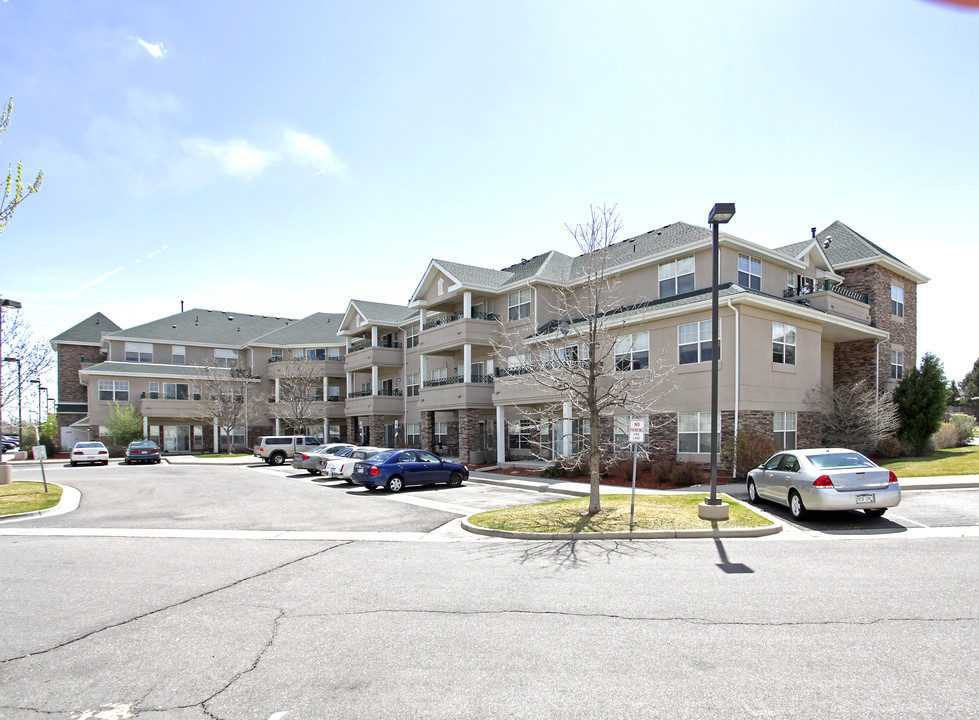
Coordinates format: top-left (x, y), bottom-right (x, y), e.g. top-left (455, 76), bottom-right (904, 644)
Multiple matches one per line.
top-left (291, 443), bottom-right (356, 474)
top-left (746, 448), bottom-right (900, 519)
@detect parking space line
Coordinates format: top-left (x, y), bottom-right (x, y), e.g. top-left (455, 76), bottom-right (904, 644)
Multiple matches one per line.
top-left (381, 494), bottom-right (481, 516)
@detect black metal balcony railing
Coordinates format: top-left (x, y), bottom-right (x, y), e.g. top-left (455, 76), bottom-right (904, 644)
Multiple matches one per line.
top-left (347, 389), bottom-right (402, 398)
top-left (327, 394), bottom-right (346, 402)
top-left (422, 375), bottom-right (494, 388)
top-left (423, 311), bottom-right (500, 331)
top-left (269, 354), bottom-right (344, 364)
top-left (348, 340), bottom-right (402, 353)
top-left (495, 360), bottom-right (590, 377)
top-left (783, 282), bottom-right (868, 304)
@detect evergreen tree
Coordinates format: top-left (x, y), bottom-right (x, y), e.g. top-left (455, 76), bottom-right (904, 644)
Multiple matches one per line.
top-left (894, 353), bottom-right (949, 455)
top-left (960, 357), bottom-right (979, 413)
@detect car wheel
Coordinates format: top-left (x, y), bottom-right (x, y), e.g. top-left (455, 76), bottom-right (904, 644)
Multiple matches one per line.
top-left (387, 476), bottom-right (404, 493)
top-left (365, 485), bottom-right (379, 492)
top-left (864, 508), bottom-right (887, 518)
top-left (746, 478), bottom-right (759, 503)
top-left (124, 458), bottom-right (130, 465)
top-left (70, 461), bottom-right (76, 467)
top-left (447, 471), bottom-right (463, 488)
top-left (307, 469), bottom-right (319, 475)
top-left (269, 452), bottom-right (285, 466)
top-left (788, 490), bottom-right (806, 519)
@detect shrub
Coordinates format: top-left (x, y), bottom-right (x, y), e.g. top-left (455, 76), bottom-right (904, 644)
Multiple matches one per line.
top-left (948, 413), bottom-right (978, 446)
top-left (671, 461), bottom-right (705, 487)
top-left (875, 436), bottom-right (902, 459)
top-left (724, 427), bottom-right (776, 481)
top-left (541, 464), bottom-right (567, 478)
top-left (931, 422), bottom-right (959, 450)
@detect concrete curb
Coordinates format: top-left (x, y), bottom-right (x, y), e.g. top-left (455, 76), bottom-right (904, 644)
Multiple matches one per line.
top-left (0, 483), bottom-right (80, 524)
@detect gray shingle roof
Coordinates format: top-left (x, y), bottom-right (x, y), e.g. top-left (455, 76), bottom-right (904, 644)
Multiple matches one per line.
top-left (104, 308), bottom-right (296, 347)
top-left (433, 259), bottom-right (514, 288)
top-left (251, 312), bottom-right (345, 346)
top-left (51, 312), bottom-right (120, 346)
top-left (570, 221), bottom-right (710, 279)
top-left (349, 300), bottom-right (417, 326)
top-left (814, 220), bottom-right (908, 266)
top-left (79, 361), bottom-right (244, 379)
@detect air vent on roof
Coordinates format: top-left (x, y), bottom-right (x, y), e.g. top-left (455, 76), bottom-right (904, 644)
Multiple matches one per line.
top-left (824, 237), bottom-right (833, 249)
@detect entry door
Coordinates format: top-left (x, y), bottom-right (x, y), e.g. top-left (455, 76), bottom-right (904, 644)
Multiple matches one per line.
top-left (164, 426), bottom-right (191, 452)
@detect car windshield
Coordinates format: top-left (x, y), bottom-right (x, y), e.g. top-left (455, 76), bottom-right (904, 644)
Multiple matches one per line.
top-left (806, 452), bottom-right (876, 470)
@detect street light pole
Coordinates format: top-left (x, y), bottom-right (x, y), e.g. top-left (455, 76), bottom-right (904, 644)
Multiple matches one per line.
top-left (0, 298), bottom-right (24, 442)
top-left (699, 203), bottom-right (735, 522)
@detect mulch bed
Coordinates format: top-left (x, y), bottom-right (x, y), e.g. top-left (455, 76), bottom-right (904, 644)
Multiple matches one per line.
top-left (469, 463), bottom-right (734, 491)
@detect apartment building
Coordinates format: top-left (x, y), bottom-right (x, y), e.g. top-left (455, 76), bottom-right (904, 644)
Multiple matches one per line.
top-left (53, 218), bottom-right (926, 468)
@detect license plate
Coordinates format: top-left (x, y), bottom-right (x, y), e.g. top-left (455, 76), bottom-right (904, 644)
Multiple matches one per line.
top-left (856, 493), bottom-right (875, 504)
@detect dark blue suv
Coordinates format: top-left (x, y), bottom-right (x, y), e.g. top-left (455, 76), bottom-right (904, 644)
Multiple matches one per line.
top-left (351, 449), bottom-right (468, 493)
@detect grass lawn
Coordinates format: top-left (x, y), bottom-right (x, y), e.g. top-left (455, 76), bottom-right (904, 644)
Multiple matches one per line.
top-left (880, 444), bottom-right (979, 477)
top-left (467, 493), bottom-right (773, 534)
top-left (0, 481), bottom-right (63, 517)
top-left (192, 453), bottom-right (253, 459)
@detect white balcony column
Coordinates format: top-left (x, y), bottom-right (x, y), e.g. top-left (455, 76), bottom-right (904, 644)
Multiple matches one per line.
top-left (322, 376), bottom-right (328, 400)
top-left (275, 417), bottom-right (281, 435)
top-left (419, 308), bottom-right (427, 329)
top-left (562, 401), bottom-right (572, 457)
top-left (496, 405), bottom-right (506, 464)
top-left (345, 337), bottom-right (351, 353)
top-left (346, 372), bottom-right (353, 397)
top-left (142, 415), bottom-right (148, 440)
top-left (371, 326), bottom-right (378, 347)
top-left (371, 365), bottom-right (379, 395)
top-left (463, 344), bottom-right (472, 383)
top-left (463, 291), bottom-right (472, 319)
top-left (419, 354), bottom-right (427, 387)
top-left (212, 419), bottom-right (219, 453)
top-left (323, 419), bottom-right (328, 441)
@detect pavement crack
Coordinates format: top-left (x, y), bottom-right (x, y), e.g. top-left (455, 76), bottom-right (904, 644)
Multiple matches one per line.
top-left (0, 541), bottom-right (352, 665)
top-left (317, 607), bottom-right (976, 628)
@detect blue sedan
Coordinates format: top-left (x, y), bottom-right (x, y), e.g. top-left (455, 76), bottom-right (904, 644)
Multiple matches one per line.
top-left (351, 449), bottom-right (468, 493)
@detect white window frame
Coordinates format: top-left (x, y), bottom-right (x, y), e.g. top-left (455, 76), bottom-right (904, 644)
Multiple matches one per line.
top-left (125, 342), bottom-right (153, 363)
top-left (214, 348), bottom-right (238, 367)
top-left (406, 422), bottom-right (421, 446)
top-left (507, 288), bottom-right (531, 321)
top-left (406, 372), bottom-right (420, 397)
top-left (98, 380), bottom-right (129, 402)
top-left (614, 331), bottom-right (650, 372)
top-left (658, 256), bottom-right (695, 298)
top-left (891, 285), bottom-right (905, 317)
top-left (172, 345), bottom-right (186, 365)
top-left (508, 419), bottom-right (534, 450)
top-left (772, 323), bottom-right (797, 365)
top-left (678, 321), bottom-right (714, 365)
top-left (774, 411), bottom-right (797, 452)
top-left (406, 324), bottom-right (419, 349)
top-left (891, 349), bottom-right (904, 380)
top-left (678, 411), bottom-right (715, 453)
top-left (435, 421), bottom-right (449, 447)
top-left (737, 253), bottom-right (761, 291)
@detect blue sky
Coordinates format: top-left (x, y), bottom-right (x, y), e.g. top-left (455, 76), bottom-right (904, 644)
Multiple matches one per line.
top-left (2, 0), bottom-right (977, 394)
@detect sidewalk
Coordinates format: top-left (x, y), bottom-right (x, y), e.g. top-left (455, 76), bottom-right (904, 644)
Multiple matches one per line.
top-left (163, 454), bottom-right (261, 466)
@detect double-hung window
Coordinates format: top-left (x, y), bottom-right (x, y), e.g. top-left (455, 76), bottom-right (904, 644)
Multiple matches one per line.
top-left (214, 348), bottom-right (238, 367)
top-left (508, 419), bottom-right (534, 450)
top-left (172, 346), bottom-right (186, 365)
top-left (163, 383), bottom-right (189, 400)
top-left (430, 367), bottom-right (448, 385)
top-left (678, 321), bottom-right (713, 365)
top-left (658, 256), bottom-right (695, 298)
top-left (98, 380), bottom-right (129, 402)
top-left (614, 332), bottom-right (649, 371)
top-left (406, 423), bottom-right (421, 446)
top-left (678, 412), bottom-right (714, 453)
top-left (125, 342), bottom-right (153, 363)
top-left (508, 288), bottom-right (531, 321)
top-left (327, 347), bottom-right (341, 360)
top-left (773, 323), bottom-right (797, 365)
top-left (406, 373), bottom-right (419, 397)
top-left (738, 254), bottom-right (761, 290)
top-left (891, 285), bottom-right (904, 317)
top-left (270, 348), bottom-right (283, 361)
top-left (435, 421), bottom-right (449, 447)
top-left (405, 324), bottom-right (419, 349)
top-left (307, 348), bottom-right (326, 360)
top-left (774, 411), bottom-right (797, 451)
top-left (891, 349), bottom-right (904, 380)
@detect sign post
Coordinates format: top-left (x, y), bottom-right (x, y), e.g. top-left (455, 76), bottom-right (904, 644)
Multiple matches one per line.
top-left (32, 445), bottom-right (48, 492)
top-left (628, 418), bottom-right (646, 530)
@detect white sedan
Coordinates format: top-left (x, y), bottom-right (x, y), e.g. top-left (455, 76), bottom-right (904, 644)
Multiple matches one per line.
top-left (70, 441), bottom-right (110, 466)
top-left (324, 446), bottom-right (386, 483)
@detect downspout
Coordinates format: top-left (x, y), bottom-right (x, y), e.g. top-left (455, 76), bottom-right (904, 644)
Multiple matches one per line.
top-left (726, 299), bottom-right (740, 478)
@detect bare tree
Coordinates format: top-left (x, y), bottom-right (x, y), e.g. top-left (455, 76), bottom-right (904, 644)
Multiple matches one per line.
top-left (274, 358), bottom-right (325, 435)
top-left (184, 363), bottom-right (266, 454)
top-left (808, 380), bottom-right (900, 456)
top-left (2, 311), bottom-right (55, 417)
top-left (1, 98), bottom-right (44, 234)
top-left (494, 204), bottom-right (675, 514)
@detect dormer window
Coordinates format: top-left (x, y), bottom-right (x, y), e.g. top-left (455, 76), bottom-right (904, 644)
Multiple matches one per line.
top-left (659, 256), bottom-right (695, 298)
top-left (125, 342), bottom-right (153, 363)
top-left (737, 254), bottom-right (761, 291)
top-left (172, 346), bottom-right (186, 365)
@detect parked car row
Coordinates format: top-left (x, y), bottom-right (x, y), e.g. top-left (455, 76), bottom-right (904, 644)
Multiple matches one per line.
top-left (2, 434), bottom-right (19, 452)
top-left (69, 440), bottom-right (163, 466)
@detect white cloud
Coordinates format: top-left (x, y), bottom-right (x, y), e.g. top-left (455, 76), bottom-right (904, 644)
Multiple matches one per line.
top-left (147, 245), bottom-right (168, 259)
top-left (187, 138), bottom-right (279, 179)
top-left (134, 36), bottom-right (167, 59)
top-left (283, 130), bottom-right (346, 176)
top-left (70, 267), bottom-right (123, 297)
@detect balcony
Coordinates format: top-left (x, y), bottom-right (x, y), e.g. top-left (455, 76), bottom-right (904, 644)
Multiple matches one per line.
top-left (269, 399), bottom-right (346, 420)
top-left (418, 375), bottom-right (495, 411)
top-left (266, 357), bottom-right (345, 378)
top-left (784, 283), bottom-right (871, 324)
top-left (344, 391), bottom-right (404, 417)
top-left (136, 396), bottom-right (203, 419)
top-left (344, 343), bottom-right (403, 371)
top-left (417, 314), bottom-right (501, 354)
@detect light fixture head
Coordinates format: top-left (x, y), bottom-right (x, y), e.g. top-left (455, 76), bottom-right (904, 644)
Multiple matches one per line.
top-left (708, 203), bottom-right (736, 225)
